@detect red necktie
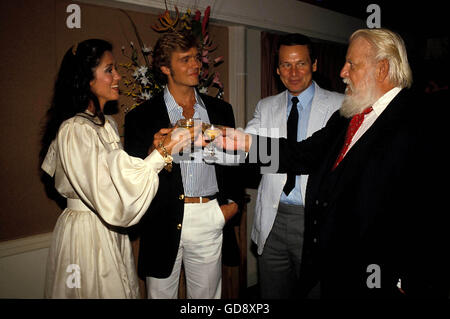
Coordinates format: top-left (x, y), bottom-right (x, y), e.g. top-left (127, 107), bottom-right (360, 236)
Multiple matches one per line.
top-left (332, 106), bottom-right (373, 170)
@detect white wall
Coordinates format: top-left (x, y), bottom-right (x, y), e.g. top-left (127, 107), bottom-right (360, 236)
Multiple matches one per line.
top-left (83, 0), bottom-right (364, 43)
top-left (0, 233), bottom-right (51, 298)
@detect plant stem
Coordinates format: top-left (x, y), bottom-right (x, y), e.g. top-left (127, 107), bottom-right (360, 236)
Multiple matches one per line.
top-left (119, 9), bottom-right (150, 68)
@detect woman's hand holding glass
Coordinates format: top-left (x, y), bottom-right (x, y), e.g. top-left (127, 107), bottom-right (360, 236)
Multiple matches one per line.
top-left (153, 120), bottom-right (253, 166)
top-left (153, 124), bottom-right (199, 156)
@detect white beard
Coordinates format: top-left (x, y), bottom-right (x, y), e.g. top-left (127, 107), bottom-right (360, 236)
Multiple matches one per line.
top-left (340, 74), bottom-right (379, 118)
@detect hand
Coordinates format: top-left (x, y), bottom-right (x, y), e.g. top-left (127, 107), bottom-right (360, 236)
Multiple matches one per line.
top-left (165, 126), bottom-right (197, 155)
top-left (151, 128), bottom-right (173, 154)
top-left (220, 202), bottom-right (239, 223)
top-left (213, 127), bottom-right (252, 152)
top-left (153, 127), bottom-right (194, 156)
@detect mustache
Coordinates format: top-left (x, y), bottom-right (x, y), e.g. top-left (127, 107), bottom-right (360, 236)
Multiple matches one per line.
top-left (343, 78), bottom-right (354, 92)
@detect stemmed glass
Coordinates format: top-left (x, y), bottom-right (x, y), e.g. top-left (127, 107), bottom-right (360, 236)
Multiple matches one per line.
top-left (175, 118), bottom-right (200, 159)
top-left (202, 123), bottom-right (222, 162)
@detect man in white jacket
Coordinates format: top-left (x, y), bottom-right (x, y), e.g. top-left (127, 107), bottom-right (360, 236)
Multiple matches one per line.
top-left (245, 33), bottom-right (343, 298)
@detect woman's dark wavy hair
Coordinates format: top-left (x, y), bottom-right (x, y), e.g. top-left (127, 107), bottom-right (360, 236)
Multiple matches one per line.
top-left (39, 39), bottom-right (112, 165)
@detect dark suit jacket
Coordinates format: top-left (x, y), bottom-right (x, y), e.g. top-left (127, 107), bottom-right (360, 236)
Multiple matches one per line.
top-left (250, 89), bottom-right (450, 298)
top-left (124, 91), bottom-right (244, 279)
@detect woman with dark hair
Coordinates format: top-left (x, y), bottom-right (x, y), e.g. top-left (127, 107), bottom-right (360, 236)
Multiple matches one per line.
top-left (40, 39), bottom-right (189, 298)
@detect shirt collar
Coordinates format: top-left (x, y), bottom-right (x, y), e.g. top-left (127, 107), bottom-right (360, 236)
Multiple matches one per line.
top-left (288, 81), bottom-right (315, 110)
top-left (194, 89), bottom-right (206, 109)
top-left (372, 87), bottom-right (402, 116)
top-left (164, 86), bottom-right (206, 112)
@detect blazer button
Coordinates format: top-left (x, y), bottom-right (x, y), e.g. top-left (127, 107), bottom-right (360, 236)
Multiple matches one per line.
top-left (179, 194), bottom-right (185, 200)
top-left (177, 223), bottom-right (182, 230)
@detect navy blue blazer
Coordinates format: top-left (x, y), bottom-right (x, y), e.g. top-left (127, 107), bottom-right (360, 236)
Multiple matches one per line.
top-left (124, 91), bottom-right (244, 279)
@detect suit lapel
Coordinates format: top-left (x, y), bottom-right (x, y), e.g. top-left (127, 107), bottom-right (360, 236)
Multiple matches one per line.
top-left (273, 91), bottom-right (288, 137)
top-left (203, 96), bottom-right (220, 125)
top-left (152, 93), bottom-right (182, 176)
top-left (151, 93), bottom-right (171, 127)
top-left (200, 94), bottom-right (228, 126)
top-left (307, 84), bottom-right (329, 137)
top-left (317, 90), bottom-right (408, 206)
top-left (339, 90), bottom-right (406, 168)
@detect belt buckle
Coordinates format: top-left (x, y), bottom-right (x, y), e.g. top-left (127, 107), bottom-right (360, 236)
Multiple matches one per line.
top-left (184, 194), bottom-right (216, 204)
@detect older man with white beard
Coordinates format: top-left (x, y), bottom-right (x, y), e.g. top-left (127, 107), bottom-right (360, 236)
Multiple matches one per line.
top-left (213, 28), bottom-right (450, 298)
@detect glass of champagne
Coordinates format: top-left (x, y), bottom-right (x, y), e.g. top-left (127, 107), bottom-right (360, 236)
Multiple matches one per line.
top-left (176, 118), bottom-right (200, 158)
top-left (203, 124), bottom-right (222, 162)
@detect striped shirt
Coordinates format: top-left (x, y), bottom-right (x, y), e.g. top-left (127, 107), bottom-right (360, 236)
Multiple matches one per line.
top-left (164, 87), bottom-right (219, 197)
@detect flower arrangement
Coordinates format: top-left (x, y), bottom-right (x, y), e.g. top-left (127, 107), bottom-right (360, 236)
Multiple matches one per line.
top-left (119, 5), bottom-right (224, 113)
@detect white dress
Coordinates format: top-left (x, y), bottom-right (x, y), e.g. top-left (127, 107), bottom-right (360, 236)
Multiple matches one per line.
top-left (41, 113), bottom-right (164, 298)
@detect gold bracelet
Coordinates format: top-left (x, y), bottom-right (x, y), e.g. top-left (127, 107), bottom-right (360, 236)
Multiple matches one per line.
top-left (158, 141), bottom-right (173, 172)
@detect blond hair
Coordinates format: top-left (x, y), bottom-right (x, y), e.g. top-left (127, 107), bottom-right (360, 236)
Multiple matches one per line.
top-left (350, 28), bottom-right (413, 88)
top-left (152, 30), bottom-right (199, 84)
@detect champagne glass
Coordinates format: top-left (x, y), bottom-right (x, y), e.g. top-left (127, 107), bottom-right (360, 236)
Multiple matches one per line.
top-left (203, 124), bottom-right (222, 162)
top-left (176, 118), bottom-right (200, 158)
top-left (176, 118), bottom-right (199, 129)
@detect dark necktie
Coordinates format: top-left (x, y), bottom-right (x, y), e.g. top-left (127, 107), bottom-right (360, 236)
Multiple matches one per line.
top-left (283, 96), bottom-right (299, 196)
top-left (332, 106), bottom-right (373, 170)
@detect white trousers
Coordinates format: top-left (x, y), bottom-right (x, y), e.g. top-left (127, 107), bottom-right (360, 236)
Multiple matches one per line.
top-left (147, 199), bottom-right (224, 299)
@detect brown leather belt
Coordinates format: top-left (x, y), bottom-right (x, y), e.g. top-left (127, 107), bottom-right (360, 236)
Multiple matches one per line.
top-left (184, 194), bottom-right (217, 204)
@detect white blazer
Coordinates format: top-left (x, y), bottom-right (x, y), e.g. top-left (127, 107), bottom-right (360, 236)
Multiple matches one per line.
top-left (245, 82), bottom-right (344, 254)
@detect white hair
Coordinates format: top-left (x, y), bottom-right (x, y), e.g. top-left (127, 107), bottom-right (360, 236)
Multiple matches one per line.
top-left (349, 28), bottom-right (413, 89)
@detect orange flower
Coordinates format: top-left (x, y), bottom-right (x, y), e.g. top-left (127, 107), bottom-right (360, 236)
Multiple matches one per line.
top-left (151, 6), bottom-right (180, 32)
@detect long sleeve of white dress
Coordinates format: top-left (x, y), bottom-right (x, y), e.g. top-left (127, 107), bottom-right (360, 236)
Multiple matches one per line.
top-left (42, 115), bottom-right (164, 227)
